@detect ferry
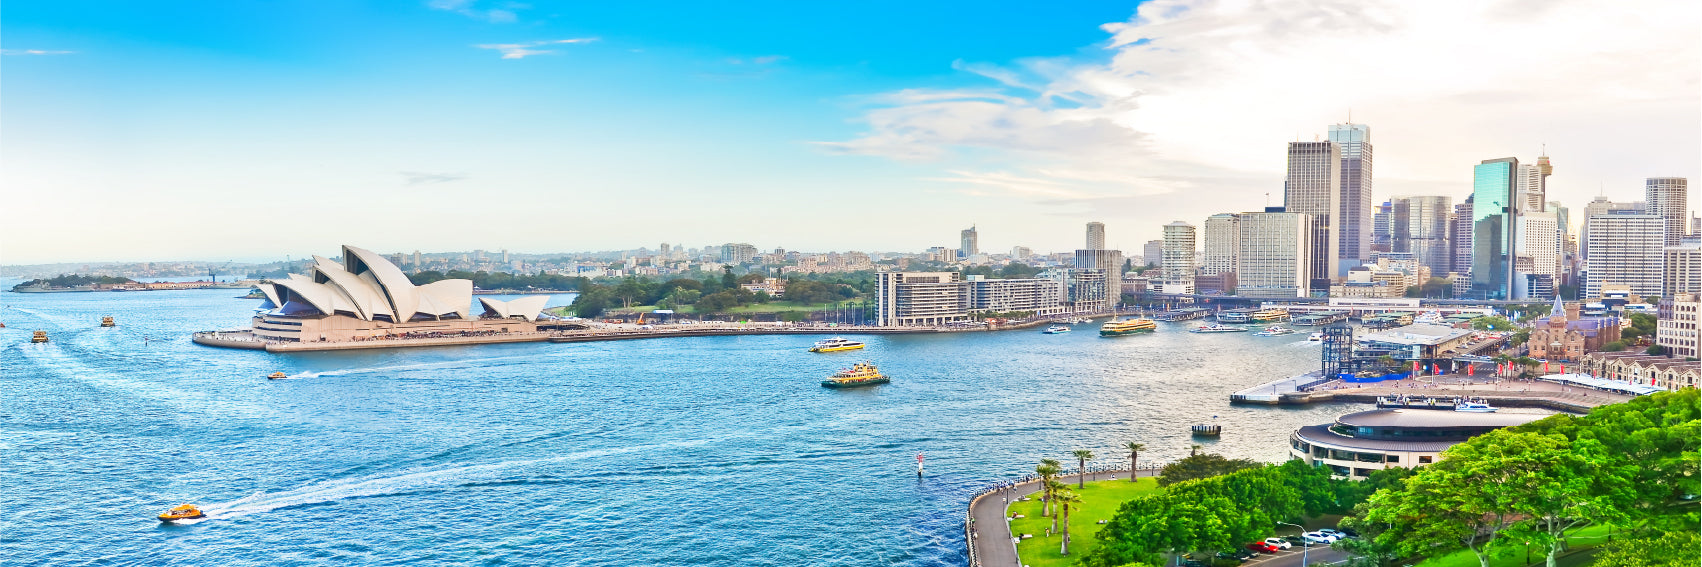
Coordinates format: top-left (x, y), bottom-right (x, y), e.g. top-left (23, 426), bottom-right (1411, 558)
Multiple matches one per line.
top-left (1455, 400), bottom-right (1498, 413)
top-left (267, 372), bottom-right (288, 380)
top-left (157, 504), bottom-right (206, 522)
top-left (821, 362), bottom-right (889, 388)
top-left (30, 330), bottom-right (49, 343)
top-left (808, 337), bottom-right (866, 353)
top-left (1189, 324), bottom-right (1247, 333)
top-left (1304, 332), bottom-right (1325, 344)
top-left (1043, 325), bottom-right (1072, 334)
top-left (1100, 318), bottom-right (1157, 336)
top-left (1249, 308), bottom-right (1290, 322)
top-left (1216, 310), bottom-right (1253, 324)
top-left (1253, 326), bottom-right (1296, 337)
top-left (100, 316), bottom-right (116, 327)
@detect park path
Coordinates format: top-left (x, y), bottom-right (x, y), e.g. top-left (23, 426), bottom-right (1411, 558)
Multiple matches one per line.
top-left (968, 468), bottom-right (1157, 567)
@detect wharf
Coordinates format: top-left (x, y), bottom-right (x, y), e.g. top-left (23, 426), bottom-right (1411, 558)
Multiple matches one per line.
top-left (1154, 307), bottom-right (1211, 321)
top-left (1230, 373), bottom-right (1626, 413)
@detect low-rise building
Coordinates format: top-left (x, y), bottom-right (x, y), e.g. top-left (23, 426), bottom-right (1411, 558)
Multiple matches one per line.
top-left (1355, 323), bottom-right (1475, 363)
top-left (1291, 410), bottom-right (1545, 479)
top-left (1656, 292), bottom-right (1699, 358)
top-left (1528, 298), bottom-right (1623, 361)
top-left (1577, 351), bottom-right (1701, 390)
top-left (875, 271), bottom-right (968, 326)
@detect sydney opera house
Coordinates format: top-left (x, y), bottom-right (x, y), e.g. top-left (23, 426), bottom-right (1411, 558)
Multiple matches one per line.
top-left (245, 245), bottom-right (550, 343)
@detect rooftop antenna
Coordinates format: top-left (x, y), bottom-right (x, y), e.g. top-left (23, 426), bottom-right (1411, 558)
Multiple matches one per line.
top-left (1265, 192), bottom-right (1271, 207)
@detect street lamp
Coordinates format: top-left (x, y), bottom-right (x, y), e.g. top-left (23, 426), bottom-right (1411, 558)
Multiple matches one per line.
top-left (1277, 521), bottom-right (1309, 567)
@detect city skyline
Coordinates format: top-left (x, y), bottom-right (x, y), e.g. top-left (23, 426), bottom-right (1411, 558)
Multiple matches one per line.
top-left (3, 0), bottom-right (1699, 265)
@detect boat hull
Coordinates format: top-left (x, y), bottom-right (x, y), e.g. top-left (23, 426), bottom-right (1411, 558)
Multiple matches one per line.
top-left (808, 345), bottom-right (865, 353)
top-left (1099, 328), bottom-right (1155, 336)
top-left (821, 377), bottom-right (890, 388)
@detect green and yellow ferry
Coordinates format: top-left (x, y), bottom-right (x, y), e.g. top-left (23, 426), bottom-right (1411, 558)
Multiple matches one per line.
top-left (821, 362), bottom-right (889, 388)
top-left (1099, 318), bottom-right (1157, 336)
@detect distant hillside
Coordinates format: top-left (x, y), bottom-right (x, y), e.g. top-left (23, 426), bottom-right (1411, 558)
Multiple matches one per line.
top-left (10, 274), bottom-right (137, 291)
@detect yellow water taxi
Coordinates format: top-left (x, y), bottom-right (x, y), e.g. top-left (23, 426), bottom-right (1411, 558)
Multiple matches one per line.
top-left (267, 372), bottom-right (288, 380)
top-left (157, 504), bottom-right (206, 522)
top-left (30, 330), bottom-right (49, 343)
top-left (1099, 318), bottom-right (1157, 336)
top-left (821, 361), bottom-right (890, 388)
top-left (100, 316), bottom-right (116, 327)
top-left (808, 337), bottom-right (866, 353)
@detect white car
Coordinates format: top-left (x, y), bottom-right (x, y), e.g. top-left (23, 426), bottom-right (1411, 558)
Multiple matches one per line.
top-left (1263, 538), bottom-right (1292, 550)
top-left (1318, 529), bottom-right (1350, 539)
top-left (1302, 532), bottom-right (1337, 544)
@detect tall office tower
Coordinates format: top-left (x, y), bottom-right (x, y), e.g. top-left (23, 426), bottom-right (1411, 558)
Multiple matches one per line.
top-left (1391, 196), bottom-right (1453, 278)
top-left (1160, 222), bottom-right (1197, 294)
top-left (1450, 197), bottom-right (1474, 278)
top-left (659, 243), bottom-right (671, 259)
top-left (1202, 213), bottom-right (1241, 276)
top-left (1143, 240), bottom-right (1163, 267)
top-left (1471, 158), bottom-right (1520, 300)
top-left (1285, 141), bottom-right (1342, 289)
top-left (1583, 211), bottom-right (1664, 298)
top-left (1664, 242), bottom-right (1702, 297)
top-left (1580, 196), bottom-right (1646, 259)
top-left (1646, 177), bottom-right (1689, 246)
top-left (1548, 202), bottom-right (1574, 286)
top-left (1371, 200), bottom-right (1394, 253)
top-left (1328, 123), bottom-right (1372, 272)
top-left (1074, 249), bottom-right (1124, 310)
top-left (1236, 211), bottom-right (1312, 297)
top-left (959, 226), bottom-right (979, 258)
top-left (1516, 212), bottom-right (1560, 299)
top-left (1516, 163), bottom-right (1547, 212)
top-left (1086, 222), bottom-right (1106, 250)
top-left (413, 250), bottom-right (421, 267)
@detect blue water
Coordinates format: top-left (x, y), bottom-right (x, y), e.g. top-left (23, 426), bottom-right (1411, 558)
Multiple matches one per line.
top-left (0, 287), bottom-right (1358, 565)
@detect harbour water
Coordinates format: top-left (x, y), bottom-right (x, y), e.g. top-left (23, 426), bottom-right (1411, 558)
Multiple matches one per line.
top-left (1, 287), bottom-right (1361, 565)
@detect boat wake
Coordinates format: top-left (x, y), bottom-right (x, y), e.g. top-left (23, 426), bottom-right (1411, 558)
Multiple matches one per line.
top-left (290, 354), bottom-right (553, 380)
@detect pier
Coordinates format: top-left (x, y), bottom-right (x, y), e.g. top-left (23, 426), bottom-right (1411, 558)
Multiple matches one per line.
top-left (1153, 307), bottom-right (1210, 321)
top-left (1291, 311), bottom-right (1347, 326)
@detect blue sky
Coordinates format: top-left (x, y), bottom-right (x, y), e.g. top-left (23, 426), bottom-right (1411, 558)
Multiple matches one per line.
top-left (3, 0), bottom-right (1697, 263)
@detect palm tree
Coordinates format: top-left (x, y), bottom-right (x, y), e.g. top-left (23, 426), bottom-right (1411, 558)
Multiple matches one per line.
top-left (1045, 479), bottom-right (1068, 532)
top-left (1072, 449), bottom-right (1094, 488)
top-left (1124, 442), bottom-right (1145, 481)
top-left (1055, 489), bottom-right (1081, 555)
top-left (1190, 444), bottom-right (1202, 457)
top-left (1035, 461), bottom-right (1061, 517)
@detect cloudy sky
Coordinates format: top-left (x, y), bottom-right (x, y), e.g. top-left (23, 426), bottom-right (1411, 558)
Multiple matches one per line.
top-left (2, 0), bottom-right (1697, 263)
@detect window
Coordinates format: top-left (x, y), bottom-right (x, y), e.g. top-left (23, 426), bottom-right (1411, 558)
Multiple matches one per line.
top-left (1385, 455), bottom-right (1400, 463)
top-left (1353, 468), bottom-right (1373, 477)
top-left (1418, 455), bottom-right (1433, 464)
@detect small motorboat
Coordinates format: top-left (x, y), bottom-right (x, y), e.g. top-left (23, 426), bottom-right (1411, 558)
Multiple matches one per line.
top-left (158, 504), bottom-right (206, 522)
top-left (1253, 326), bottom-right (1296, 337)
top-left (1043, 325), bottom-right (1071, 334)
top-left (30, 330), bottom-right (49, 343)
top-left (1305, 332), bottom-right (1324, 344)
top-left (1455, 401), bottom-right (1498, 413)
top-left (100, 316), bottom-right (116, 327)
top-left (1190, 324), bottom-right (1248, 333)
top-left (267, 372), bottom-right (288, 380)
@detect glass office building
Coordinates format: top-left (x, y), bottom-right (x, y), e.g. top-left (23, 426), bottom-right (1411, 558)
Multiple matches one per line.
top-left (1472, 158), bottom-right (1519, 299)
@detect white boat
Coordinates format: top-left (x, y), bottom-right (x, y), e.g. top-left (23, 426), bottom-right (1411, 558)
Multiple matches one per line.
top-left (1189, 324), bottom-right (1248, 333)
top-left (1043, 325), bottom-right (1072, 334)
top-left (1253, 326), bottom-right (1297, 337)
top-left (808, 337), bottom-right (866, 353)
top-left (1455, 401), bottom-right (1498, 412)
top-left (1305, 332), bottom-right (1324, 343)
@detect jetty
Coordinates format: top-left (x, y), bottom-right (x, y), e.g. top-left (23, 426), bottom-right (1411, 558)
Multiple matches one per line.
top-left (1153, 307), bottom-right (1210, 322)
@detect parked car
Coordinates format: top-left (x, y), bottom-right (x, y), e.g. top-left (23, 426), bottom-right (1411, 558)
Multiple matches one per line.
top-left (1215, 551), bottom-right (1245, 563)
top-left (1263, 538), bottom-right (1293, 550)
top-left (1319, 528), bottom-right (1351, 539)
top-left (1282, 536), bottom-right (1308, 545)
top-left (1247, 542), bottom-right (1280, 554)
top-left (1183, 560), bottom-right (1207, 567)
top-left (1336, 527), bottom-right (1361, 537)
top-left (1235, 550), bottom-right (1258, 561)
top-left (1302, 532), bottom-right (1336, 544)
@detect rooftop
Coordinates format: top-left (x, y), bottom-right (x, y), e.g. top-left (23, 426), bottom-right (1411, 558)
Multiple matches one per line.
top-left (1358, 323), bottom-right (1473, 346)
top-left (1336, 409), bottom-right (1547, 429)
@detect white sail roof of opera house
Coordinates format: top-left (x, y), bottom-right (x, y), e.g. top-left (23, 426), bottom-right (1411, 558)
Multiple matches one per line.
top-left (257, 245), bottom-right (547, 323)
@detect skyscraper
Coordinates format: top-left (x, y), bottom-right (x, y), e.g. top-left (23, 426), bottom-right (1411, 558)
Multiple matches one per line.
top-left (1236, 211), bottom-right (1312, 298)
top-left (1664, 242), bottom-right (1701, 298)
top-left (1516, 211), bottom-right (1559, 299)
top-left (959, 226), bottom-right (979, 258)
top-left (1516, 157), bottom-right (1550, 213)
top-left (1584, 211), bottom-right (1664, 298)
top-left (1450, 197), bottom-right (1474, 277)
top-left (1142, 240), bottom-right (1163, 267)
top-left (1581, 196), bottom-right (1646, 260)
top-left (1202, 213), bottom-right (1240, 276)
top-left (1086, 222), bottom-right (1106, 250)
top-left (1371, 200), bottom-right (1394, 253)
top-left (1646, 177), bottom-right (1689, 246)
top-left (1285, 141), bottom-right (1341, 289)
top-left (1328, 123), bottom-right (1373, 272)
top-left (1391, 196), bottom-right (1452, 278)
top-left (1161, 221), bottom-right (1197, 294)
top-left (1471, 158), bottom-right (1519, 300)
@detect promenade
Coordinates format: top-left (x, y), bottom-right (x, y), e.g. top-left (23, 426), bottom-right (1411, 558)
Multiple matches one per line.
top-left (1233, 375), bottom-right (1630, 413)
top-left (967, 468), bottom-right (1157, 567)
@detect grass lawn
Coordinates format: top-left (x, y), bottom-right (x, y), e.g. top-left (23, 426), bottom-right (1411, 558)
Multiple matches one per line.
top-left (1009, 477), bottom-right (1162, 567)
top-left (1414, 524), bottom-right (1615, 567)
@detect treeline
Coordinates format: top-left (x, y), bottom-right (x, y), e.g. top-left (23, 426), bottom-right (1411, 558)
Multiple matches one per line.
top-left (409, 270), bottom-right (590, 291)
top-left (569, 268), bottom-right (860, 317)
top-left (11, 274), bottom-right (136, 291)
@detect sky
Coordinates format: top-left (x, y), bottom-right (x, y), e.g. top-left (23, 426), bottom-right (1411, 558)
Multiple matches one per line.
top-left (2, 0), bottom-right (1698, 264)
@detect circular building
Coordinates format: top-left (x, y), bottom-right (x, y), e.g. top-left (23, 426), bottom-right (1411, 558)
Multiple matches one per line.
top-left (1289, 409), bottom-right (1546, 478)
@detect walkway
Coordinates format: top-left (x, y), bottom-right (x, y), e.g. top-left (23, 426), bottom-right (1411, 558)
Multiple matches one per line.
top-left (968, 468), bottom-right (1157, 567)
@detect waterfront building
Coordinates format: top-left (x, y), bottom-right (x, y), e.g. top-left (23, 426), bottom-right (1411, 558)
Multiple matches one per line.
top-left (1646, 177), bottom-right (1689, 246)
top-left (1086, 222), bottom-right (1105, 251)
top-left (965, 275), bottom-right (1068, 316)
top-left (1528, 298), bottom-right (1622, 361)
top-left (1665, 242), bottom-right (1701, 297)
top-left (1470, 158), bottom-right (1520, 300)
top-left (1161, 221), bottom-right (1196, 294)
top-left (249, 245), bottom-right (547, 343)
top-left (959, 226), bottom-right (979, 258)
top-left (1048, 268), bottom-right (1110, 312)
top-left (1286, 140), bottom-right (1342, 287)
top-left (1142, 240), bottom-right (1163, 267)
top-left (1656, 293), bottom-right (1699, 358)
top-left (1202, 213), bottom-right (1240, 276)
top-left (1291, 410), bottom-right (1544, 479)
top-left (1579, 351), bottom-right (1701, 390)
top-left (875, 272), bottom-right (969, 326)
top-left (1330, 266), bottom-right (1409, 298)
top-left (1329, 123), bottom-right (1374, 273)
top-left (1236, 211), bottom-right (1312, 298)
top-left (1355, 323), bottom-right (1475, 364)
top-left (1074, 250), bottom-right (1124, 310)
top-left (1391, 195), bottom-right (1452, 279)
top-left (1583, 211), bottom-right (1664, 299)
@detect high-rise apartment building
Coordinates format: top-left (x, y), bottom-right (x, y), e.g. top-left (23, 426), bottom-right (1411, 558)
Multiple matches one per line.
top-left (1161, 221), bottom-right (1197, 294)
top-left (1581, 196), bottom-right (1645, 260)
top-left (1086, 222), bottom-right (1106, 250)
top-left (959, 226), bottom-right (979, 258)
top-left (1450, 197), bottom-right (1474, 279)
top-left (1646, 177), bottom-right (1689, 246)
top-left (1074, 249), bottom-right (1124, 311)
top-left (1142, 240), bottom-right (1163, 267)
top-left (1285, 141), bottom-right (1342, 288)
top-left (875, 272), bottom-right (968, 326)
top-left (1583, 212), bottom-right (1664, 298)
top-left (1236, 212), bottom-right (1312, 298)
top-left (1328, 123), bottom-right (1373, 272)
top-left (1391, 196), bottom-right (1452, 279)
top-left (721, 243), bottom-right (758, 264)
top-left (1371, 200), bottom-right (1394, 253)
top-left (1516, 211), bottom-right (1559, 299)
top-left (1664, 242), bottom-right (1701, 297)
top-left (1471, 158), bottom-right (1520, 300)
top-left (1202, 213), bottom-right (1240, 276)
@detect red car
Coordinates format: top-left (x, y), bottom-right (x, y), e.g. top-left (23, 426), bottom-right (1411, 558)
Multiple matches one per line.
top-left (1246, 542), bottom-right (1280, 554)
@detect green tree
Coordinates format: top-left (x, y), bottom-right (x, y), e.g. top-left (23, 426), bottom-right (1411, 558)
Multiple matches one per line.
top-left (1594, 520), bottom-right (1702, 567)
top-left (1036, 460), bottom-right (1061, 518)
top-left (1124, 442), bottom-right (1145, 481)
top-left (1473, 315), bottom-right (1515, 331)
top-left (1056, 489), bottom-right (1082, 555)
top-left (1158, 452), bottom-right (1260, 486)
top-left (1491, 433), bottom-right (1624, 567)
top-left (1046, 479), bottom-right (1068, 532)
top-left (1645, 344), bottom-right (1665, 355)
top-left (613, 276), bottom-right (646, 308)
top-left (1073, 449), bottom-right (1095, 488)
top-left (1602, 340), bottom-right (1628, 351)
top-left (1365, 431), bottom-right (1553, 567)
top-left (721, 265), bottom-right (736, 291)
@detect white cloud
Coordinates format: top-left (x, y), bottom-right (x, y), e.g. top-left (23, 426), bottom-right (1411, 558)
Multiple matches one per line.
top-left (474, 38), bottom-right (597, 59)
top-left (1, 49), bottom-right (75, 55)
top-left (824, 0), bottom-right (1701, 239)
top-left (429, 0), bottom-right (523, 23)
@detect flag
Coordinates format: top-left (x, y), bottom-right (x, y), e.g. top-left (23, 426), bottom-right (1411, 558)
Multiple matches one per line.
top-left (1434, 363), bottom-right (1441, 375)
top-left (1467, 364), bottom-right (1475, 376)
top-left (1559, 364), bottom-right (1564, 374)
top-left (1413, 361), bottom-right (1420, 373)
top-left (1544, 360), bottom-right (1550, 372)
